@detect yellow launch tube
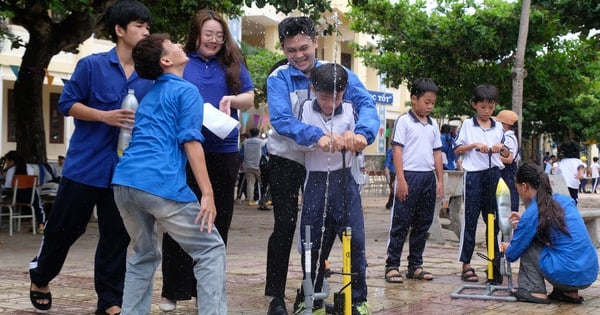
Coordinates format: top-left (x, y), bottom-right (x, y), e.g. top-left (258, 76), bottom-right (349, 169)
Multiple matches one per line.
top-left (487, 213), bottom-right (495, 281)
top-left (342, 227), bottom-right (352, 315)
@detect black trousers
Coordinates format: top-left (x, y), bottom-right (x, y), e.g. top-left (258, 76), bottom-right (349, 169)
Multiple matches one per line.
top-left (264, 155), bottom-right (306, 298)
top-left (29, 177), bottom-right (129, 312)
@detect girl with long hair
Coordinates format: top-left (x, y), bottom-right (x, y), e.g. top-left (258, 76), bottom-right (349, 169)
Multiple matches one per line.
top-left (505, 163), bottom-right (598, 304)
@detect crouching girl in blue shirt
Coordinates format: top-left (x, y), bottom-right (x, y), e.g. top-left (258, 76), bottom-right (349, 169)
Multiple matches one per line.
top-left (505, 162), bottom-right (598, 304)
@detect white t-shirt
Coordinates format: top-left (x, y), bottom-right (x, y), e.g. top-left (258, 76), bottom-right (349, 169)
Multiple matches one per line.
top-left (3, 164), bottom-right (35, 188)
top-left (454, 117), bottom-right (505, 171)
top-left (591, 162), bottom-right (599, 178)
top-left (391, 111), bottom-right (442, 171)
top-left (558, 158), bottom-right (585, 189)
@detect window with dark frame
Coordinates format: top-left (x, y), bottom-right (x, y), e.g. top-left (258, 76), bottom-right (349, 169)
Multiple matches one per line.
top-left (7, 89), bottom-right (16, 142)
top-left (341, 53), bottom-right (352, 71)
top-left (49, 93), bottom-right (64, 143)
top-left (6, 89), bottom-right (64, 144)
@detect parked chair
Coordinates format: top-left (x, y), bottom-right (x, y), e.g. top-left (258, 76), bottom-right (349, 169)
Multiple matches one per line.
top-left (0, 175), bottom-right (38, 236)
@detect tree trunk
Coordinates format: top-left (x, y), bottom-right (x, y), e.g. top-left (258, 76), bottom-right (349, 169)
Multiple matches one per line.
top-left (10, 2), bottom-right (103, 164)
top-left (13, 30), bottom-right (56, 164)
top-left (511, 0), bottom-right (531, 146)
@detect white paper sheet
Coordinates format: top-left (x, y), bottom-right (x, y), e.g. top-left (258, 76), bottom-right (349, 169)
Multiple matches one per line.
top-left (202, 102), bottom-right (240, 139)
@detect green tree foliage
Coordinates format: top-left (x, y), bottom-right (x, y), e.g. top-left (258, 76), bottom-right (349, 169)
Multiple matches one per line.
top-left (0, 0), bottom-right (330, 163)
top-left (241, 42), bottom-right (285, 108)
top-left (348, 0), bottom-right (600, 142)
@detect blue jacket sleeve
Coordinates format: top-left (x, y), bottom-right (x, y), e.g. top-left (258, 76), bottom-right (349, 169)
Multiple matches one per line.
top-left (345, 70), bottom-right (379, 145)
top-left (267, 72), bottom-right (325, 146)
top-left (505, 203), bottom-right (539, 262)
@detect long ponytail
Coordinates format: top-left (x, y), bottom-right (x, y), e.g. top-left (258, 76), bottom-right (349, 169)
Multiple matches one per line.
top-left (516, 163), bottom-right (570, 244)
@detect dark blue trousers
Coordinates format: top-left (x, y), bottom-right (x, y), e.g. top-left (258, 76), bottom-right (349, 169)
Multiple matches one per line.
top-left (385, 171), bottom-right (436, 270)
top-left (300, 168), bottom-right (367, 304)
top-left (29, 177), bottom-right (129, 312)
top-left (459, 168), bottom-right (500, 268)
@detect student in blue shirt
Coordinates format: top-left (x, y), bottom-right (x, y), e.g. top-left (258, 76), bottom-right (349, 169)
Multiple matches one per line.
top-left (113, 33), bottom-right (226, 315)
top-left (157, 10), bottom-right (254, 312)
top-left (264, 16), bottom-right (379, 315)
top-left (28, 1), bottom-right (152, 314)
top-left (505, 163), bottom-right (598, 304)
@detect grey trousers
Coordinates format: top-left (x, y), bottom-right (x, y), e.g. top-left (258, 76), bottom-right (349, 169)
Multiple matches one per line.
top-left (518, 242), bottom-right (590, 293)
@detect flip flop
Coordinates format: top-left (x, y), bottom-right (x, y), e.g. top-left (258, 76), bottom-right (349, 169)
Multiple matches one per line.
top-left (549, 289), bottom-right (584, 304)
top-left (30, 283), bottom-right (52, 311)
top-left (511, 287), bottom-right (550, 304)
top-left (384, 266), bottom-right (404, 283)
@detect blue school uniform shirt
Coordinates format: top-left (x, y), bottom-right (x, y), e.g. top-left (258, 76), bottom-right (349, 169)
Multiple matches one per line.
top-left (266, 60), bottom-right (379, 165)
top-left (112, 73), bottom-right (205, 203)
top-left (183, 53), bottom-right (254, 153)
top-left (58, 48), bottom-right (153, 188)
top-left (505, 194), bottom-right (598, 287)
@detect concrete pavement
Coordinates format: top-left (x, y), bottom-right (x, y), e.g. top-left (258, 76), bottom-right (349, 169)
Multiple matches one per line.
top-left (1, 193), bottom-right (599, 314)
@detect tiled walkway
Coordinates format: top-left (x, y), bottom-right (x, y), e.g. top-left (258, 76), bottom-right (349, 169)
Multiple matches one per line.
top-left (1, 194), bottom-right (599, 314)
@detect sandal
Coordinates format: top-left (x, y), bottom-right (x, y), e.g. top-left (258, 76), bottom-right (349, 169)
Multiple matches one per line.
top-left (95, 305), bottom-right (122, 315)
top-left (384, 266), bottom-right (404, 283)
top-left (30, 283), bottom-right (52, 311)
top-left (460, 268), bottom-right (479, 282)
top-left (511, 287), bottom-right (550, 304)
top-left (406, 267), bottom-right (433, 281)
top-left (549, 289), bottom-right (584, 304)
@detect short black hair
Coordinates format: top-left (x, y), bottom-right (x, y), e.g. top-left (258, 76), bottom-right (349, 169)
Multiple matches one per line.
top-left (441, 124), bottom-right (451, 134)
top-left (278, 17), bottom-right (316, 44)
top-left (559, 141), bottom-right (580, 159)
top-left (310, 63), bottom-right (348, 93)
top-left (249, 128), bottom-right (260, 137)
top-left (471, 84), bottom-right (499, 103)
top-left (132, 34), bottom-right (170, 80)
top-left (105, 0), bottom-right (151, 43)
top-left (410, 78), bottom-right (439, 98)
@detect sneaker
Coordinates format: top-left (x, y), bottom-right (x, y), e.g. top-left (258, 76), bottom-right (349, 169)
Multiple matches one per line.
top-left (293, 302), bottom-right (325, 315)
top-left (266, 200), bottom-right (272, 206)
top-left (159, 298), bottom-right (176, 312)
top-left (353, 301), bottom-right (371, 315)
top-left (268, 297), bottom-right (288, 315)
top-left (248, 201), bottom-right (258, 206)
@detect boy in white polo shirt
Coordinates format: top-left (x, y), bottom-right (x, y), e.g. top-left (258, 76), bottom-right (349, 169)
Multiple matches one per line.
top-left (294, 63), bottom-right (370, 314)
top-left (384, 78), bottom-right (443, 283)
top-left (453, 84), bottom-right (510, 284)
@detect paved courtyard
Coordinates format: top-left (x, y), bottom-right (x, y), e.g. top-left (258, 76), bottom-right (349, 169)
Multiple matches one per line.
top-left (1, 193), bottom-right (599, 314)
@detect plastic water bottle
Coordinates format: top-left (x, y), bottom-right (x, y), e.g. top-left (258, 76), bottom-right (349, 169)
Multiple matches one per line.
top-left (117, 89), bottom-right (138, 156)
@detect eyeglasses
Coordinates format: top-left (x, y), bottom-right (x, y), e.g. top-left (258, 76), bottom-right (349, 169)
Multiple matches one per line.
top-left (202, 32), bottom-right (225, 44)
